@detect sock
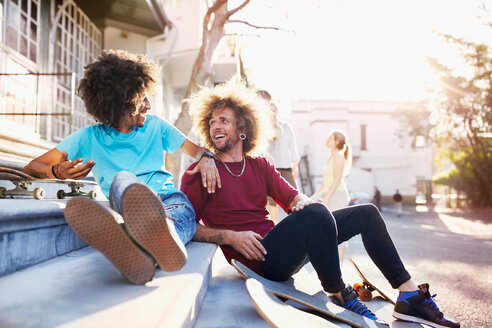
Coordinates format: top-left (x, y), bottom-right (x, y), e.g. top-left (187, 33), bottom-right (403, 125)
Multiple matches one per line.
top-left (397, 290), bottom-right (419, 302)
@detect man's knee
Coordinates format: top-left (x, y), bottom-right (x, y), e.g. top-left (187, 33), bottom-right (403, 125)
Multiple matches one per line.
top-left (112, 171), bottom-right (138, 184)
top-left (301, 203), bottom-right (337, 233)
top-left (358, 203), bottom-right (384, 225)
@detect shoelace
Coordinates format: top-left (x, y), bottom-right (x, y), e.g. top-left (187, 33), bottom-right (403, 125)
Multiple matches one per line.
top-left (344, 298), bottom-right (377, 318)
top-left (424, 294), bottom-right (444, 318)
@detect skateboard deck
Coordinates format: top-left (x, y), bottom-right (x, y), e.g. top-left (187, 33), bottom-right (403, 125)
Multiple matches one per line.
top-left (345, 259), bottom-right (423, 328)
top-left (348, 258), bottom-right (395, 305)
top-left (0, 167), bottom-right (97, 200)
top-left (231, 259), bottom-right (384, 328)
top-left (245, 278), bottom-right (339, 328)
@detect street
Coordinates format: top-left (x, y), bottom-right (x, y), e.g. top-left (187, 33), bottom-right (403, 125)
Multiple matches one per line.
top-left (342, 205), bottom-right (492, 328)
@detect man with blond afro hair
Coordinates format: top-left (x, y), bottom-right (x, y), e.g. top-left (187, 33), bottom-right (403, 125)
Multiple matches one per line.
top-left (180, 79), bottom-right (460, 328)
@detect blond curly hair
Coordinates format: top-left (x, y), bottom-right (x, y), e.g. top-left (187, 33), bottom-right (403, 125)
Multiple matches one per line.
top-left (187, 79), bottom-right (273, 157)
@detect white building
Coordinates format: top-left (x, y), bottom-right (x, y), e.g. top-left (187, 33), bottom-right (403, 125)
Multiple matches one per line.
top-left (289, 99), bottom-right (433, 199)
top-left (0, 0), bottom-right (238, 163)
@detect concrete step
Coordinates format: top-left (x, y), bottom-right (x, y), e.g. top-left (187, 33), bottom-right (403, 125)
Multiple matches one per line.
top-left (194, 248), bottom-right (271, 328)
top-left (0, 242), bottom-right (217, 328)
top-left (0, 199), bottom-right (86, 276)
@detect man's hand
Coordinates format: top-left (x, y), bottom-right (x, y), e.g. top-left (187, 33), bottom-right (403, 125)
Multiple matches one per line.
top-left (229, 230), bottom-right (267, 261)
top-left (54, 151), bottom-right (95, 180)
top-left (290, 194), bottom-right (315, 212)
top-left (186, 156), bottom-right (221, 194)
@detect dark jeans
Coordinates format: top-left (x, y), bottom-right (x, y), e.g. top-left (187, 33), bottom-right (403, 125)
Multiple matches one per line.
top-left (258, 203), bottom-right (411, 293)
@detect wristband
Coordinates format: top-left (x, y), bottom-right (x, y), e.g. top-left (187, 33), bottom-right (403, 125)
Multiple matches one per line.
top-left (199, 150), bottom-right (215, 160)
top-left (52, 164), bottom-right (61, 179)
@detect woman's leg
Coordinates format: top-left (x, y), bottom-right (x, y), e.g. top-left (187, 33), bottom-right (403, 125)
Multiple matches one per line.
top-left (333, 203), bottom-right (411, 289)
top-left (259, 203), bottom-right (345, 293)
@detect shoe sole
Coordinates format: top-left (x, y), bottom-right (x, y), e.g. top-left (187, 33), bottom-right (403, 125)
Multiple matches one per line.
top-left (65, 197), bottom-right (155, 284)
top-left (122, 184), bottom-right (187, 272)
top-left (393, 311), bottom-right (450, 328)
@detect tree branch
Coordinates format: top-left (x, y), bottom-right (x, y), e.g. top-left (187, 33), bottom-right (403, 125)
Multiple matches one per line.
top-left (227, 0), bottom-right (251, 18)
top-left (225, 32), bottom-right (261, 38)
top-left (228, 19), bottom-right (294, 33)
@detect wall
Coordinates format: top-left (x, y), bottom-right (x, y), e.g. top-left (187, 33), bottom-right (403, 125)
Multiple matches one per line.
top-left (289, 100), bottom-right (433, 198)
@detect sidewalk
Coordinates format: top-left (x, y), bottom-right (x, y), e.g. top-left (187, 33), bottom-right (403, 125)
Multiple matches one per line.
top-left (434, 206), bottom-right (492, 239)
top-left (434, 206), bottom-right (492, 224)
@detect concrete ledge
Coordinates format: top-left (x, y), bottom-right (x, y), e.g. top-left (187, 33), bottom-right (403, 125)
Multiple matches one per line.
top-left (0, 242), bottom-right (218, 328)
top-left (194, 248), bottom-right (271, 328)
top-left (0, 200), bottom-right (86, 276)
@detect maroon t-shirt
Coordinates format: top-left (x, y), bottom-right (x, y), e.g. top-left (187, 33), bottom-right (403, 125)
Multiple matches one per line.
top-left (180, 156), bottom-right (298, 273)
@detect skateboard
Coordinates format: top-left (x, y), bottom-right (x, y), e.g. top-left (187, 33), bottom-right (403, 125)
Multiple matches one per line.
top-left (245, 278), bottom-right (339, 328)
top-left (348, 258), bottom-right (395, 305)
top-left (231, 259), bottom-right (385, 328)
top-left (0, 167), bottom-right (97, 200)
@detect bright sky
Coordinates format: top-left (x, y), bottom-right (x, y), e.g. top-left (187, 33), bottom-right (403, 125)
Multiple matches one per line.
top-left (229, 0), bottom-right (491, 116)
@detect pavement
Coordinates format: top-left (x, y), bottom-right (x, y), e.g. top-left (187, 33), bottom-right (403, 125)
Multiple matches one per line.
top-left (346, 204), bottom-right (492, 328)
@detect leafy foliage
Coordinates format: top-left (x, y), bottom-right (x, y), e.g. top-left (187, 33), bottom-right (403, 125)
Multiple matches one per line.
top-left (396, 29), bottom-right (492, 206)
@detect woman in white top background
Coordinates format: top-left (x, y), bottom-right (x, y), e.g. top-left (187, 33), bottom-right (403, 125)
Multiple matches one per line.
top-left (311, 130), bottom-right (352, 260)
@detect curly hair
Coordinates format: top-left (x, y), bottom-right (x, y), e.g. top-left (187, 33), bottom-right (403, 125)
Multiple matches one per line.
top-left (187, 79), bottom-right (273, 157)
top-left (77, 50), bottom-right (159, 128)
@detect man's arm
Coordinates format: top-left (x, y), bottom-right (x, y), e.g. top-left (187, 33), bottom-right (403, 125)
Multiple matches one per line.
top-left (193, 224), bottom-right (267, 261)
top-left (178, 139), bottom-right (221, 194)
top-left (23, 148), bottom-right (95, 180)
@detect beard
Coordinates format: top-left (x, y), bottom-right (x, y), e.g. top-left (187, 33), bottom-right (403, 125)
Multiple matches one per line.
top-left (212, 136), bottom-right (239, 153)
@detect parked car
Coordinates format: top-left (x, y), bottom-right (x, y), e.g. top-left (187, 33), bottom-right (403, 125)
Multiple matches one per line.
top-left (349, 191), bottom-right (373, 205)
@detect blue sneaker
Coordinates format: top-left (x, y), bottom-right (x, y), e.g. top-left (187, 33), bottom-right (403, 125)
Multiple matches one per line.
top-left (393, 283), bottom-right (460, 328)
top-left (331, 285), bottom-right (386, 324)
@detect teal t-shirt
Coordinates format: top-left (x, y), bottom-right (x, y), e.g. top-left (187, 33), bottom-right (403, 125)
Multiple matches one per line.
top-left (56, 115), bottom-right (186, 198)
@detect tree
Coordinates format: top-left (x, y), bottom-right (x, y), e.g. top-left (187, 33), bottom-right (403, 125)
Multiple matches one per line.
top-left (167, 0), bottom-right (285, 177)
top-left (396, 30), bottom-right (492, 207)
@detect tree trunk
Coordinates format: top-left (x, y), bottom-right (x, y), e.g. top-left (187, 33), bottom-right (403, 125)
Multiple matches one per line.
top-left (166, 1), bottom-right (229, 180)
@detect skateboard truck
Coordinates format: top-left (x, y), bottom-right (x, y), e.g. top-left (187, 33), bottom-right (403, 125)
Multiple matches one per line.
top-left (56, 184), bottom-right (97, 199)
top-left (0, 181), bottom-right (45, 200)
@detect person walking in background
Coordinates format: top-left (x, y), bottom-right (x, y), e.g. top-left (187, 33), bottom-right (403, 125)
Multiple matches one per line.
top-left (374, 186), bottom-right (382, 211)
top-left (393, 189), bottom-right (403, 217)
top-left (310, 130), bottom-right (352, 261)
top-left (257, 90), bottom-right (300, 221)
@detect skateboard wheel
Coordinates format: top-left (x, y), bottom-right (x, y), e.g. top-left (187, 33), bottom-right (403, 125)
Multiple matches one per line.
top-left (33, 188), bottom-right (45, 200)
top-left (57, 190), bottom-right (66, 199)
top-left (88, 190), bottom-right (97, 199)
top-left (0, 187), bottom-right (6, 198)
top-left (353, 283), bottom-right (364, 294)
top-left (359, 289), bottom-right (372, 302)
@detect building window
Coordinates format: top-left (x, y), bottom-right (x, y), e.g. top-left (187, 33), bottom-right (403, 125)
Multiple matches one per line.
top-left (361, 124), bottom-right (367, 150)
top-left (51, 0), bottom-right (101, 141)
top-left (415, 135), bottom-right (426, 148)
top-left (5, 0), bottom-right (39, 63)
top-left (1, 1), bottom-right (4, 43)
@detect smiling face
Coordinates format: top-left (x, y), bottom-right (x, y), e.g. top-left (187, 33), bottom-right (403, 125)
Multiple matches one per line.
top-left (118, 96), bottom-right (151, 133)
top-left (209, 107), bottom-right (242, 153)
top-left (132, 96), bottom-right (151, 127)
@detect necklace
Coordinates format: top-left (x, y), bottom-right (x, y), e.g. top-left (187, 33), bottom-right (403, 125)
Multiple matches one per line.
top-left (218, 155), bottom-right (246, 178)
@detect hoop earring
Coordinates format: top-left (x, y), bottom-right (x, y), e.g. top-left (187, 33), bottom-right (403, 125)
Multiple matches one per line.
top-left (239, 133), bottom-right (246, 140)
